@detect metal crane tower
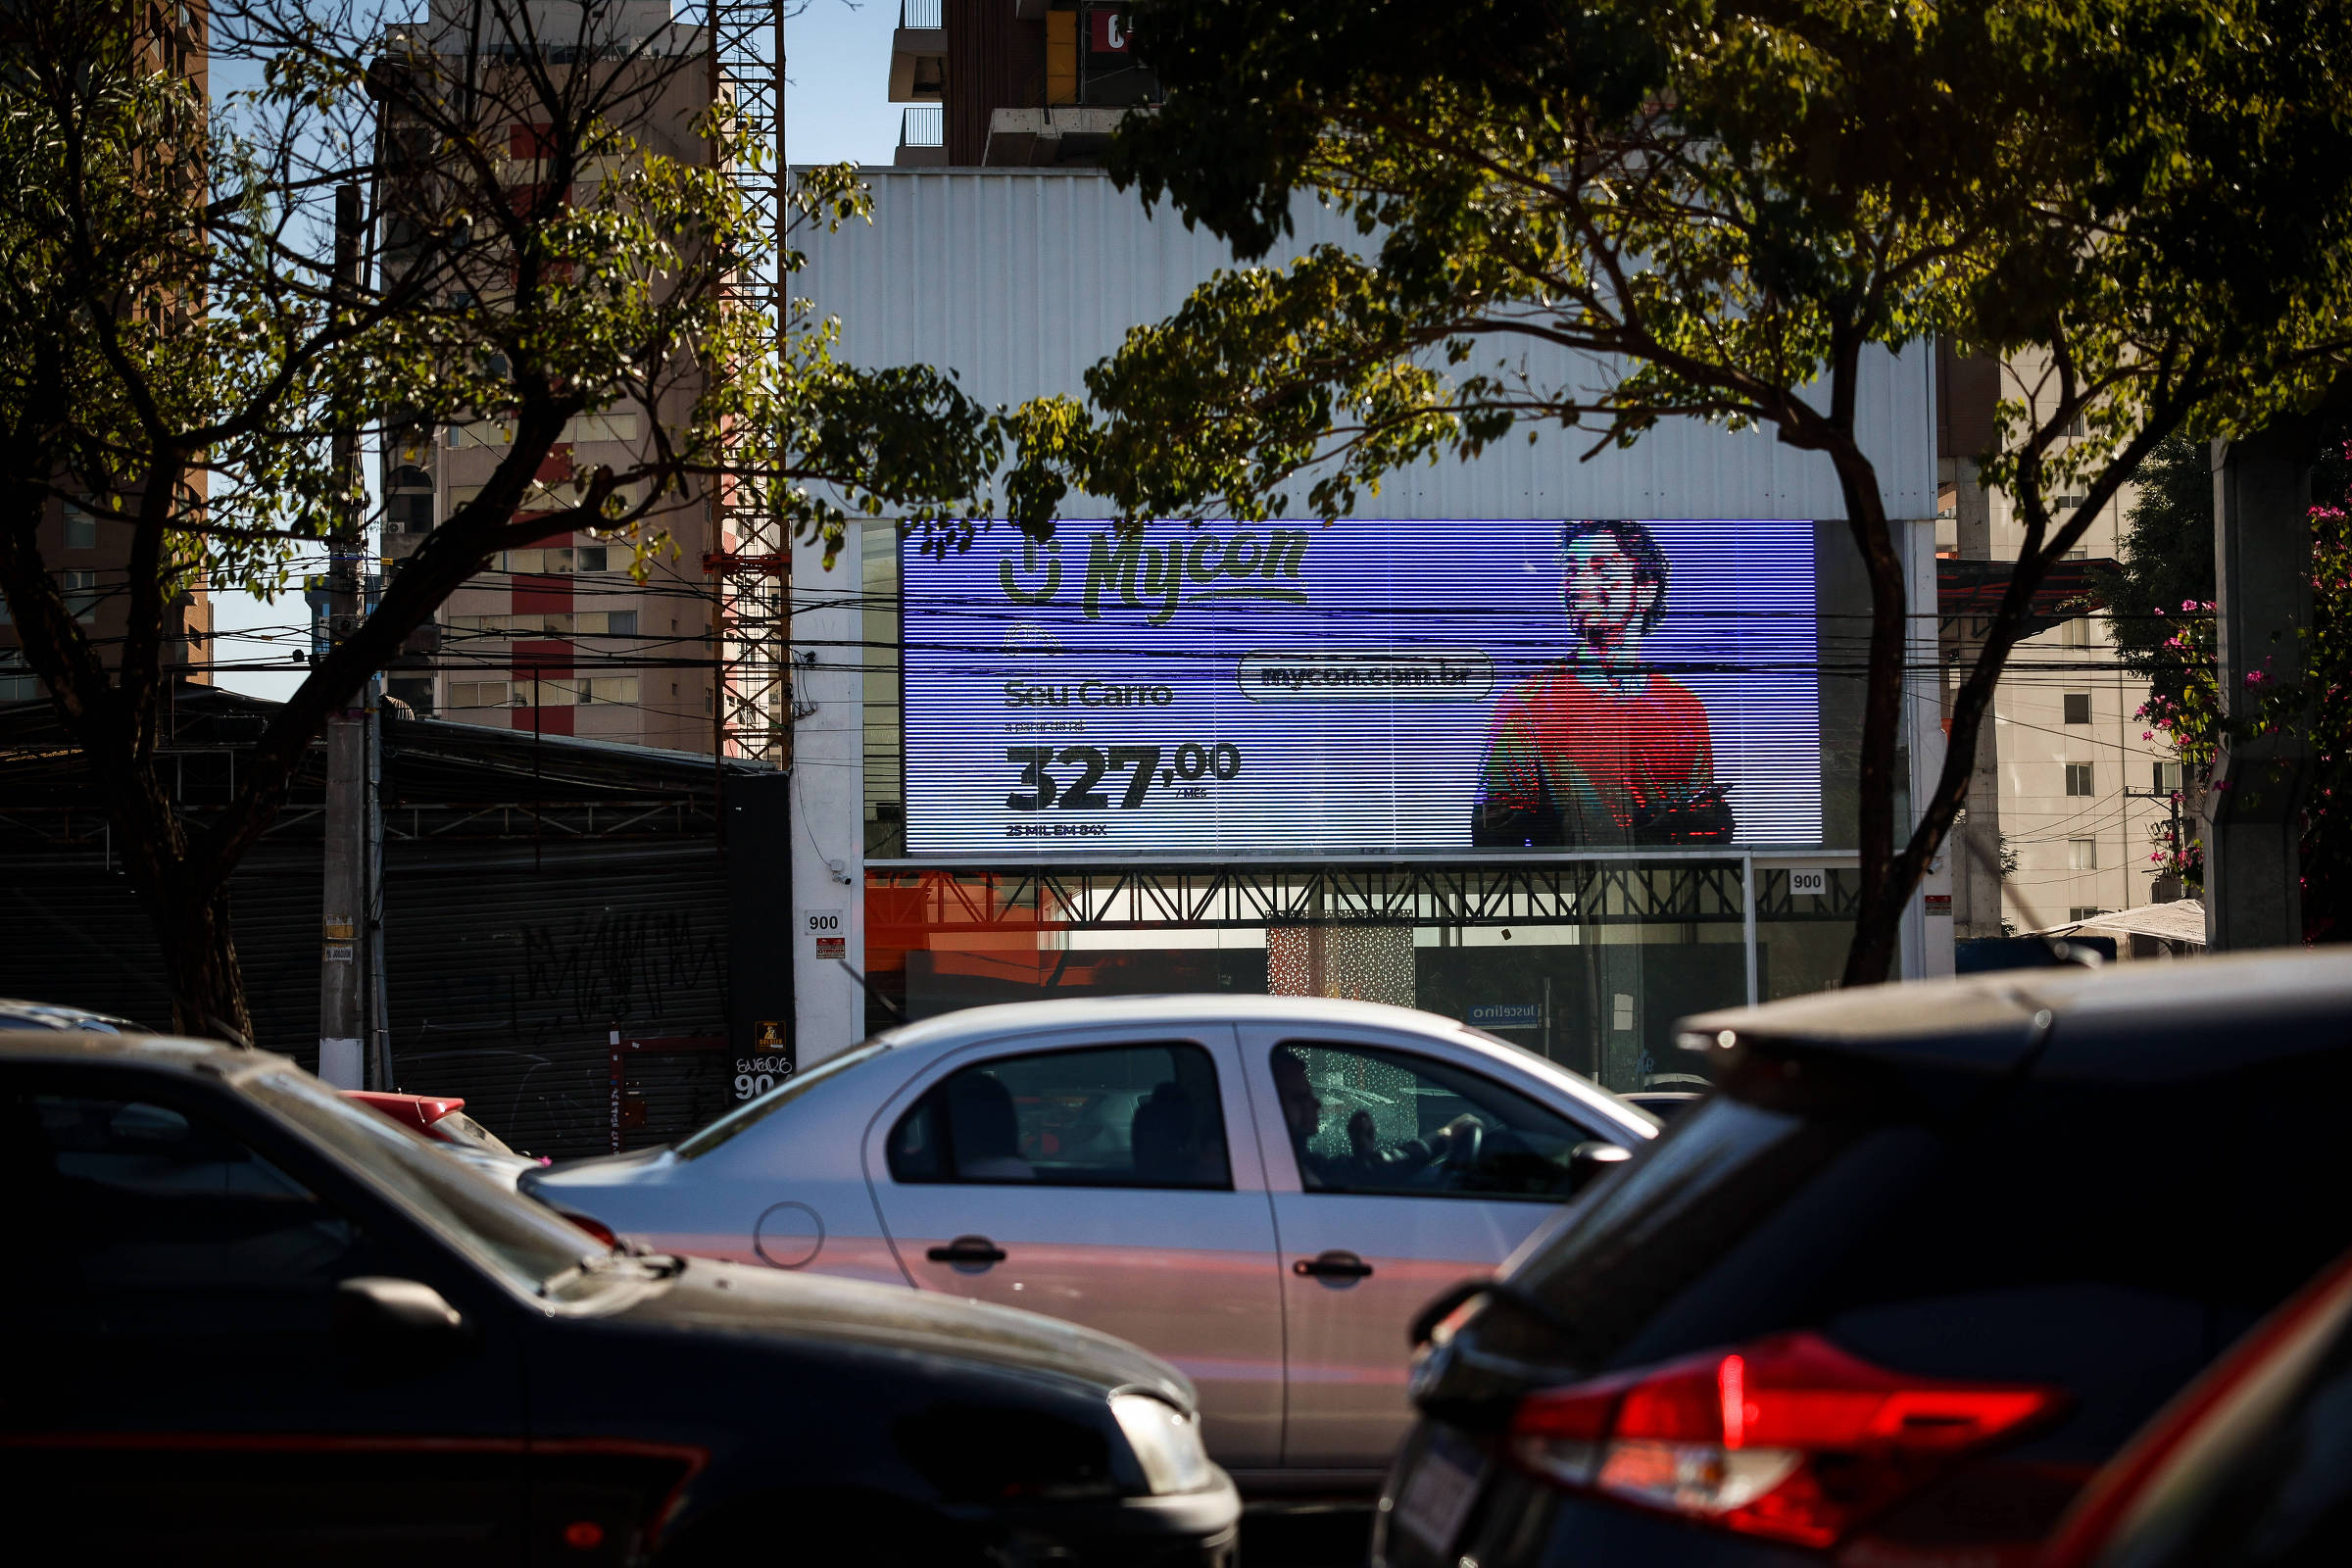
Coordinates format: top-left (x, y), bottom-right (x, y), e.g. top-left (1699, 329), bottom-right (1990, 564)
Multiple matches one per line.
top-left (704, 1), bottom-right (789, 765)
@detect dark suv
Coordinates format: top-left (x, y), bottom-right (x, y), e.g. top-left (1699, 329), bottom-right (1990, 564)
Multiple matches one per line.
top-left (0, 1034), bottom-right (1239, 1567)
top-left (1378, 951), bottom-right (2352, 1567)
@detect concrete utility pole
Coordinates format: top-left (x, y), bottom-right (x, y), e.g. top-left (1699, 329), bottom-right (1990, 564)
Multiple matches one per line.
top-left (2204, 423), bottom-right (2319, 950)
top-left (1949, 458), bottom-right (2007, 939)
top-left (319, 181), bottom-right (376, 1089)
top-left (788, 522), bottom-right (865, 1066)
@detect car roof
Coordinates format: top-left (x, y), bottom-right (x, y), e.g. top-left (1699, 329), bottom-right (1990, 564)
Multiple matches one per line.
top-left (1677, 950), bottom-right (2352, 1082)
top-left (868, 993), bottom-right (1655, 1135)
top-left (875, 992), bottom-right (1498, 1052)
top-left (0, 998), bottom-right (154, 1034)
top-left (344, 1090), bottom-right (466, 1130)
top-left (0, 1027), bottom-right (283, 1076)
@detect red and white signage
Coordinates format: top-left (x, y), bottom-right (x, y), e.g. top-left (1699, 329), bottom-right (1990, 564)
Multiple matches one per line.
top-left (1090, 10), bottom-right (1129, 52)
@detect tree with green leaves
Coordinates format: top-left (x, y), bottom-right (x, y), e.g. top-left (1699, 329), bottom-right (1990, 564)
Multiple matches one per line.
top-left (0, 0), bottom-right (995, 1040)
top-left (2094, 434), bottom-right (2215, 888)
top-left (2096, 436), bottom-right (2217, 720)
top-left (1005, 0), bottom-right (2352, 983)
top-left (2300, 432), bottom-right (2352, 941)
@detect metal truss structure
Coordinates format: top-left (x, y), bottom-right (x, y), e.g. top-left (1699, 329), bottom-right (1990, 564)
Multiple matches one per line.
top-left (704, 2), bottom-right (789, 764)
top-left (1, 802), bottom-right (721, 849)
top-left (869, 860), bottom-right (1864, 933)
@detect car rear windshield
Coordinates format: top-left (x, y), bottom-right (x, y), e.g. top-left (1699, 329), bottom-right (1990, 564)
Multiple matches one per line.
top-left (1487, 1047), bottom-right (2352, 1379)
top-left (1483, 1095), bottom-right (1858, 1368)
top-left (673, 1042), bottom-right (887, 1159)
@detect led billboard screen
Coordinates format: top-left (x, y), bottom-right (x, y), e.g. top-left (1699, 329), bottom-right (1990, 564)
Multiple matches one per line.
top-left (901, 519), bottom-right (1822, 856)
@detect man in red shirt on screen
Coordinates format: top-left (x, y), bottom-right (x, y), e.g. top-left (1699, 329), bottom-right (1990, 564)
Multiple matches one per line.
top-left (1473, 519), bottom-right (1734, 847)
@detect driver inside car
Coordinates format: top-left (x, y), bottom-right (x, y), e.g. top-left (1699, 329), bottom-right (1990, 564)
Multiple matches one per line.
top-left (1271, 1048), bottom-right (1481, 1190)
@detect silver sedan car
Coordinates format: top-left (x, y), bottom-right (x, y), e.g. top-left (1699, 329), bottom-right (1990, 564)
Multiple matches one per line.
top-left (525, 995), bottom-right (1656, 1493)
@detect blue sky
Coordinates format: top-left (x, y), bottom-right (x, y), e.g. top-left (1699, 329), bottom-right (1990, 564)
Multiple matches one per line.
top-left (788, 0), bottom-right (903, 167)
top-left (211, 1), bottom-right (902, 700)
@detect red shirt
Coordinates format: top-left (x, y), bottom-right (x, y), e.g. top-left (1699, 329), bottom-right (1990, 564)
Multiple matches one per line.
top-left (1477, 666), bottom-right (1716, 843)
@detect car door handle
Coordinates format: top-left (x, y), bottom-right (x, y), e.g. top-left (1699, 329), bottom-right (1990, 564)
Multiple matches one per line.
top-left (927, 1235), bottom-right (1008, 1266)
top-left (1294, 1250), bottom-right (1374, 1281)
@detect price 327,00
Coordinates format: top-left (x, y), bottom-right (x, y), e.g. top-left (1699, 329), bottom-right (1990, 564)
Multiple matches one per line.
top-left (1005, 742), bottom-right (1241, 810)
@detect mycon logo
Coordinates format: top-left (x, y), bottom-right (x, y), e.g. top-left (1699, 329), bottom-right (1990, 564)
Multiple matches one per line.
top-left (999, 527), bottom-right (1311, 625)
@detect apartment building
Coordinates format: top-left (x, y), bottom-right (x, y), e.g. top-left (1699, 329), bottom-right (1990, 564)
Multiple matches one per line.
top-left (0, 1), bottom-right (213, 706)
top-left (377, 0), bottom-right (720, 752)
top-left (1941, 349), bottom-right (2180, 936)
top-left (889, 0), bottom-right (1157, 167)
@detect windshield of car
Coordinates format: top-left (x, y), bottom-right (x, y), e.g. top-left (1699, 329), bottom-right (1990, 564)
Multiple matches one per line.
top-left (243, 1069), bottom-right (611, 1298)
top-left (1458, 1026), bottom-right (1661, 1132)
top-left (429, 1108), bottom-right (514, 1155)
top-left (672, 1042), bottom-right (888, 1159)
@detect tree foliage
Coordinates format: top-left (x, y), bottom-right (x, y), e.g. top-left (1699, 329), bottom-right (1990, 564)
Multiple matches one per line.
top-left (0, 0), bottom-right (999, 1038)
top-left (2096, 436), bottom-right (2217, 719)
top-left (2302, 435), bottom-right (2352, 941)
top-left (1006, 0), bottom-right (2352, 983)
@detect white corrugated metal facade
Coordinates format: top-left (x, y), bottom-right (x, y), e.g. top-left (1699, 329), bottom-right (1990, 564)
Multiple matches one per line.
top-left (792, 168), bottom-right (1938, 522)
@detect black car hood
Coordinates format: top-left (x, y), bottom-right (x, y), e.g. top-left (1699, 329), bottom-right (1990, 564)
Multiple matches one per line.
top-left (613, 1256), bottom-right (1196, 1409)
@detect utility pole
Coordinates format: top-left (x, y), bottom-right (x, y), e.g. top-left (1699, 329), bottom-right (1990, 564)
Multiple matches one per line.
top-left (2125, 782), bottom-right (2186, 902)
top-left (319, 180), bottom-right (375, 1089)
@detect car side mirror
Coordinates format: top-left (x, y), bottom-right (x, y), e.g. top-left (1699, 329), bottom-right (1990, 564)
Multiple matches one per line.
top-left (332, 1276), bottom-right (472, 1363)
top-left (1568, 1140), bottom-right (1633, 1192)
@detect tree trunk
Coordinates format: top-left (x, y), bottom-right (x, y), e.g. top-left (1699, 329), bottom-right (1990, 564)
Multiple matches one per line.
top-left (30, 666), bottom-right (263, 1044)
top-left (1832, 446), bottom-right (1913, 987)
top-left (153, 876), bottom-right (257, 1046)
top-left (93, 760), bottom-right (257, 1044)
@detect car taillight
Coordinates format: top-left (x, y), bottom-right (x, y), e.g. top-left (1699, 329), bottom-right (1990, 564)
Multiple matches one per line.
top-left (1508, 1331), bottom-right (2064, 1548)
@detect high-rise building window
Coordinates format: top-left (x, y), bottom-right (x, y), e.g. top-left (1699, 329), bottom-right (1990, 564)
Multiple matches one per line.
top-left (2065, 762), bottom-right (2095, 797)
top-left (63, 502), bottom-right (97, 550)
top-left (2155, 760), bottom-right (2183, 793)
top-left (2069, 839), bottom-right (2098, 870)
top-left (389, 492), bottom-right (433, 534)
top-left (448, 680), bottom-right (514, 709)
top-left (2063, 693), bottom-right (2091, 724)
top-left (0, 650), bottom-right (34, 701)
top-left (2062, 615), bottom-right (2092, 648)
top-left (62, 569), bottom-right (99, 622)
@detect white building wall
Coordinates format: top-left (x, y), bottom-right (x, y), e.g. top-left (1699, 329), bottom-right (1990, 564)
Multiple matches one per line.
top-left (795, 169), bottom-right (1938, 524)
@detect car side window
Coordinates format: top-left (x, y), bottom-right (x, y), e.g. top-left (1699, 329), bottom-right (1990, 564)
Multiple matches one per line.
top-left (889, 1043), bottom-right (1232, 1190)
top-left (1268, 1041), bottom-right (1598, 1200)
top-left (26, 1092), bottom-right (364, 1291)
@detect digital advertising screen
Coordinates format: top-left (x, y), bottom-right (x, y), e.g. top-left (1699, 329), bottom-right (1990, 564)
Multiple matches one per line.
top-left (899, 518), bottom-right (1823, 857)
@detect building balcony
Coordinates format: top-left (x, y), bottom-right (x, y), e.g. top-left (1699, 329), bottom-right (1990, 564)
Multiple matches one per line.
top-left (895, 106), bottom-right (947, 168)
top-left (889, 0), bottom-right (945, 103)
top-left (982, 105), bottom-right (1140, 167)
